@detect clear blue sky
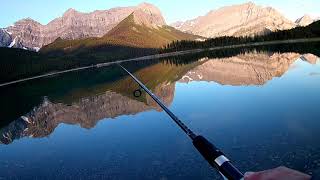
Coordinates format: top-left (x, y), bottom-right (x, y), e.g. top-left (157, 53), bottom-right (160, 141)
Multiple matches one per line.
top-left (1, 0), bottom-right (319, 28)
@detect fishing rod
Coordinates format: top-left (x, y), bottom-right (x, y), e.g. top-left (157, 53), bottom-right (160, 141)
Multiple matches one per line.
top-left (118, 63), bottom-right (244, 180)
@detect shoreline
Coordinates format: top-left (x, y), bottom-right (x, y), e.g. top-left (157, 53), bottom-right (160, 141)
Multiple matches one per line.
top-left (1, 37), bottom-right (320, 87)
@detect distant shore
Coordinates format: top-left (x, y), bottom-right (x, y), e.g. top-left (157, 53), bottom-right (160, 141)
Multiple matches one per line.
top-left (1, 37), bottom-right (320, 87)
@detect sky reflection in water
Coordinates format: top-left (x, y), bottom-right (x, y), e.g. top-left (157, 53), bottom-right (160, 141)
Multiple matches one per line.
top-left (0, 50), bottom-right (320, 179)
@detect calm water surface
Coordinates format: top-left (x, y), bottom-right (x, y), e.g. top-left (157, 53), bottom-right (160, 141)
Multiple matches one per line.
top-left (1, 48), bottom-right (320, 179)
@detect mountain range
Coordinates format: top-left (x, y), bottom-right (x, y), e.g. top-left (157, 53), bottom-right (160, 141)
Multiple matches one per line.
top-left (171, 2), bottom-right (315, 38)
top-left (0, 2), bottom-right (317, 51)
top-left (0, 3), bottom-right (198, 51)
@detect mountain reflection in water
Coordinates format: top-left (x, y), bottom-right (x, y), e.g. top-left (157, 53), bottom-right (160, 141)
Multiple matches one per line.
top-left (0, 82), bottom-right (175, 144)
top-left (1, 51), bottom-right (318, 145)
top-left (180, 53), bottom-right (318, 85)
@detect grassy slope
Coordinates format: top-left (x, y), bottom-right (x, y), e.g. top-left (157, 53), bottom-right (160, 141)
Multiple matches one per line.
top-left (103, 14), bottom-right (200, 48)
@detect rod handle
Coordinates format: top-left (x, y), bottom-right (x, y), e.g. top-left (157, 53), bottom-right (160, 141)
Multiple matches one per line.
top-left (193, 136), bottom-right (244, 180)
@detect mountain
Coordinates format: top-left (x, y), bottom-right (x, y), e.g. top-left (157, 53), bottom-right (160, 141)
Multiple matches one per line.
top-left (1, 3), bottom-right (168, 50)
top-left (0, 29), bottom-right (13, 47)
top-left (131, 2), bottom-right (166, 28)
top-left (0, 29), bottom-right (24, 49)
top-left (164, 20), bottom-right (320, 53)
top-left (295, 15), bottom-right (314, 26)
top-left (40, 10), bottom-right (199, 54)
top-left (171, 2), bottom-right (295, 38)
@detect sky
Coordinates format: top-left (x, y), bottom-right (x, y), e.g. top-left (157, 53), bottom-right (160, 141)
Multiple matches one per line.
top-left (1, 0), bottom-right (319, 28)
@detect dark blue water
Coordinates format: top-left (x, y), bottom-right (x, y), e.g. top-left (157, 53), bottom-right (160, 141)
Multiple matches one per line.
top-left (1, 51), bottom-right (320, 179)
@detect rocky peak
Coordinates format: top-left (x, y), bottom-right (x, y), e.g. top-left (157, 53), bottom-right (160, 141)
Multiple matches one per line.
top-left (133, 2), bottom-right (166, 27)
top-left (14, 18), bottom-right (42, 26)
top-left (63, 8), bottom-right (81, 17)
top-left (295, 14), bottom-right (314, 26)
top-left (239, 1), bottom-right (256, 8)
top-left (4, 18), bottom-right (42, 49)
top-left (0, 29), bottom-right (13, 47)
top-left (2, 2), bottom-right (166, 49)
top-left (137, 2), bottom-right (161, 14)
top-left (170, 21), bottom-right (184, 29)
top-left (172, 2), bottom-right (295, 38)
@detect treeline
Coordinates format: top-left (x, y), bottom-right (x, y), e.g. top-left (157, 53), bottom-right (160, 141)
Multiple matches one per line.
top-left (161, 41), bottom-right (320, 66)
top-left (162, 20), bottom-right (320, 52)
top-left (0, 46), bottom-right (156, 84)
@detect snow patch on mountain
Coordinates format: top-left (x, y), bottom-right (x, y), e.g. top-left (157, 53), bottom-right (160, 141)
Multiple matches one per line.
top-left (3, 29), bottom-right (12, 35)
top-left (8, 37), bottom-right (17, 48)
top-left (33, 47), bottom-right (40, 52)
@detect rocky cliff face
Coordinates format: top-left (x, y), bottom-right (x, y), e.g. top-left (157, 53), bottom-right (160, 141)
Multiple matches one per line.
top-left (180, 52), bottom-right (303, 85)
top-left (0, 82), bottom-right (175, 144)
top-left (0, 28), bottom-right (25, 48)
top-left (132, 3), bottom-right (166, 28)
top-left (0, 29), bottom-right (12, 47)
top-left (6, 18), bottom-right (46, 50)
top-left (3, 3), bottom-right (166, 49)
top-left (295, 15), bottom-right (314, 27)
top-left (172, 2), bottom-right (295, 38)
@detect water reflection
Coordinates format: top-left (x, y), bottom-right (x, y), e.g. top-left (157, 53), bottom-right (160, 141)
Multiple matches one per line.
top-left (1, 46), bottom-right (320, 179)
top-left (181, 53), bottom-right (318, 85)
top-left (1, 51), bottom-right (318, 145)
top-left (301, 53), bottom-right (319, 64)
top-left (0, 60), bottom-right (202, 144)
top-left (0, 81), bottom-right (175, 144)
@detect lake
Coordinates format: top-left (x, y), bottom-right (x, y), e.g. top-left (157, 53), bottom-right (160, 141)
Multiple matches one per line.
top-left (1, 44), bottom-right (320, 179)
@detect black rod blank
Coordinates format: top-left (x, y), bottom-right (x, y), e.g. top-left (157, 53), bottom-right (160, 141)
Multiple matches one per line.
top-left (117, 63), bottom-right (244, 180)
top-left (118, 63), bottom-right (197, 139)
